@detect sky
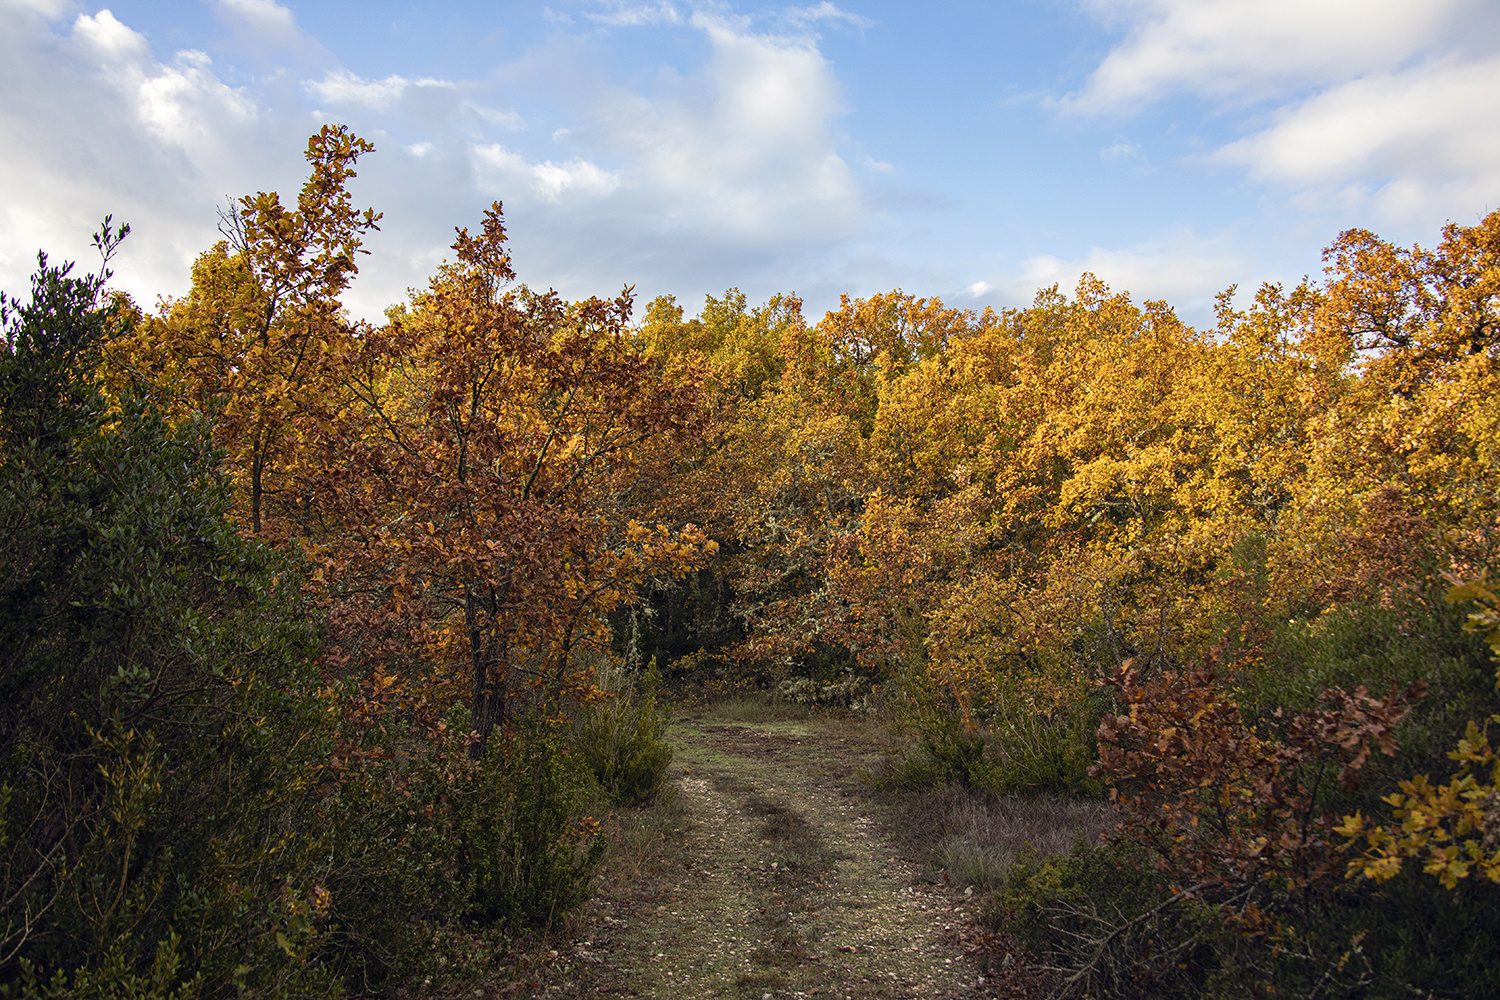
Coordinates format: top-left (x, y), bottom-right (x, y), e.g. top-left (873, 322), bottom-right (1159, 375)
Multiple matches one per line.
top-left (2, 0), bottom-right (1498, 329)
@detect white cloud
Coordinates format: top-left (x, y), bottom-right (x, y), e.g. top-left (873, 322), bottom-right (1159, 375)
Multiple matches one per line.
top-left (136, 56), bottom-right (257, 150)
top-left (473, 143), bottom-right (621, 203)
top-left (581, 11), bottom-right (863, 243)
top-left (965, 280), bottom-right (992, 298)
top-left (784, 2), bottom-right (873, 30)
top-left (1064, 0), bottom-right (1473, 112)
top-left (6, 0), bottom-right (71, 17)
top-left (585, 2), bottom-right (682, 27)
top-left (979, 233), bottom-right (1245, 313)
top-left (216, 0), bottom-right (299, 43)
top-left (73, 9), bottom-right (149, 60)
top-left (1213, 54), bottom-right (1500, 221)
top-left (404, 141), bottom-right (435, 158)
top-left (1062, 0), bottom-right (1500, 230)
top-left (0, 3), bottom-right (302, 310)
top-left (306, 69), bottom-right (455, 112)
top-left (464, 101), bottom-right (525, 129)
top-left (63, 13), bottom-right (258, 154)
top-left (1099, 141), bottom-right (1142, 164)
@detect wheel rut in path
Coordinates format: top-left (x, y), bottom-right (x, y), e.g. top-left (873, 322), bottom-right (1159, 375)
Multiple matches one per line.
top-left (543, 717), bottom-right (1012, 999)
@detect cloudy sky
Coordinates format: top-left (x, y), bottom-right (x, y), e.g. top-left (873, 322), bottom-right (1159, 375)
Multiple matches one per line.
top-left (3, 0), bottom-right (1498, 327)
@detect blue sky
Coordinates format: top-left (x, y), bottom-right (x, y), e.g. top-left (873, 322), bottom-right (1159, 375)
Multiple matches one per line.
top-left (3, 0), bottom-right (1498, 328)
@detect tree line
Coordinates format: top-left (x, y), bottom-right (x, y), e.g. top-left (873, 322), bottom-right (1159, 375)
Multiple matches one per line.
top-left (3, 125), bottom-right (1498, 997)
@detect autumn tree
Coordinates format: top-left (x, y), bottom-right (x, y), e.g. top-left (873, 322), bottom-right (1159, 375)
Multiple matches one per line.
top-left (309, 204), bottom-right (712, 747)
top-left (116, 125), bottom-right (380, 535)
top-left (637, 288), bottom-right (796, 402)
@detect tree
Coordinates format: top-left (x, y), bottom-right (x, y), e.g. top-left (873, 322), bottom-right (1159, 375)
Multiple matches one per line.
top-left (308, 204), bottom-right (712, 748)
top-left (117, 125), bottom-right (380, 535)
top-left (0, 227), bottom-right (339, 996)
top-left (636, 288), bottom-right (794, 402)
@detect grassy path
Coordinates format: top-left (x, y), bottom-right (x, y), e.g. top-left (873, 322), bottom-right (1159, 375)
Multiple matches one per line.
top-left (537, 713), bottom-right (1027, 1000)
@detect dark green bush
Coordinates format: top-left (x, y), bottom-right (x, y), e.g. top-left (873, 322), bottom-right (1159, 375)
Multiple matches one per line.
top-left (2, 934), bottom-right (202, 1000)
top-left (0, 238), bottom-right (341, 997)
top-left (888, 671), bottom-right (1104, 796)
top-left (991, 592), bottom-right (1500, 1000)
top-left (573, 659), bottom-right (675, 807)
top-left (995, 836), bottom-right (1500, 1000)
top-left (308, 696), bottom-right (479, 993)
top-left (463, 714), bottom-right (604, 928)
top-left (996, 839), bottom-right (1229, 1000)
top-left (1243, 595), bottom-right (1498, 772)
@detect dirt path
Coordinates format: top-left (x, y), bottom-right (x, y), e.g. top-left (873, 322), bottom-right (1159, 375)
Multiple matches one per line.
top-left (538, 716), bottom-right (1019, 1000)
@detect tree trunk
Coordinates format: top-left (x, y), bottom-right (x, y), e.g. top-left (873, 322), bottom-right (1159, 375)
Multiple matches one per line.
top-left (250, 441), bottom-right (264, 535)
top-left (465, 577), bottom-right (507, 757)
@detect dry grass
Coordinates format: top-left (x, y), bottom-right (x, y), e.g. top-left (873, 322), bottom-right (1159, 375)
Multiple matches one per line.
top-left (580, 789), bottom-right (693, 888)
top-left (685, 690), bottom-right (815, 724)
top-left (890, 785), bottom-right (1113, 892)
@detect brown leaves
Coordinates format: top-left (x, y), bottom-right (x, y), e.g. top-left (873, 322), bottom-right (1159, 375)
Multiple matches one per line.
top-left (301, 203), bottom-right (712, 743)
top-left (1093, 659), bottom-right (1422, 921)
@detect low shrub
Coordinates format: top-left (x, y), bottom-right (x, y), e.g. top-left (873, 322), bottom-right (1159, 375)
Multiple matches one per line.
top-left (689, 691), bottom-right (813, 724)
top-left (886, 672), bottom-right (1105, 796)
top-left (573, 659), bottom-right (675, 807)
top-left (464, 714), bottom-right (605, 928)
top-left (996, 839), bottom-right (1229, 1000)
top-left (991, 637), bottom-right (1500, 1000)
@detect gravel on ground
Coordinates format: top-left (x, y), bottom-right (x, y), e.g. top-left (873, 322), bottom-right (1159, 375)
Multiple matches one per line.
top-left (533, 714), bottom-right (1062, 1000)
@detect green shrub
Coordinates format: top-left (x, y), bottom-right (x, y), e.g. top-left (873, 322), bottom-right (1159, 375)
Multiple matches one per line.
top-left (311, 697), bottom-right (480, 993)
top-left (996, 837), bottom-right (1500, 999)
top-left (0, 241), bottom-right (345, 998)
top-left (996, 840), bottom-right (1238, 1000)
top-left (776, 667), bottom-right (882, 711)
top-left (1242, 595), bottom-right (1496, 764)
top-left (573, 659), bottom-right (675, 807)
top-left (314, 694), bottom-right (613, 989)
top-left (1, 935), bottom-right (202, 1000)
top-left (464, 714), bottom-right (604, 928)
top-left (887, 671), bottom-right (1105, 796)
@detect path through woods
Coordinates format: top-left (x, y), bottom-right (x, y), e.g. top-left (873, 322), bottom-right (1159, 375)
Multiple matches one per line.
top-left (535, 714), bottom-right (1069, 1000)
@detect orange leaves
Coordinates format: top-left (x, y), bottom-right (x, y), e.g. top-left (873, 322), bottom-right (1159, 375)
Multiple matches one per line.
top-left (626, 519), bottom-right (717, 567)
top-left (109, 126), bottom-right (380, 536)
top-left (299, 202), bottom-right (711, 743)
top-left (1095, 660), bottom-right (1420, 908)
top-left (1319, 210), bottom-right (1500, 398)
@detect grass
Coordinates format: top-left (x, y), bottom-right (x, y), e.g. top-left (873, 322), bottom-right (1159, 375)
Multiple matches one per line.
top-left (887, 783), bottom-right (1113, 892)
top-left (587, 793), bottom-right (693, 886)
top-left (683, 690), bottom-right (816, 724)
top-left (741, 794), bottom-right (842, 887)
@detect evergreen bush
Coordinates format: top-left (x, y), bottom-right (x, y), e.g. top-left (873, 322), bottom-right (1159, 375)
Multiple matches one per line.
top-left (573, 659), bottom-right (675, 807)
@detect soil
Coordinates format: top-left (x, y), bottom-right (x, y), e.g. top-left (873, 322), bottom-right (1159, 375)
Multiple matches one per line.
top-left (531, 714), bottom-right (1054, 1000)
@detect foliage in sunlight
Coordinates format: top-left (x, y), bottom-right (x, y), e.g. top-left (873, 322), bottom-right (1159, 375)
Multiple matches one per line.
top-left (6, 124), bottom-right (1500, 997)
